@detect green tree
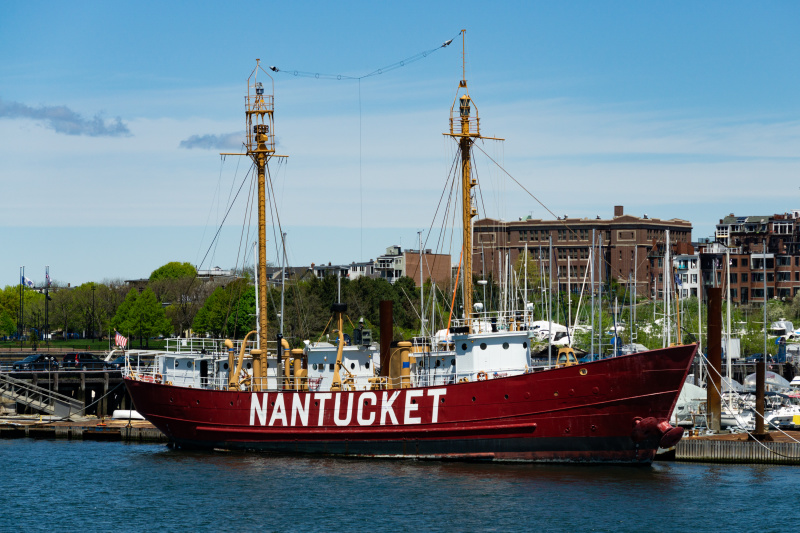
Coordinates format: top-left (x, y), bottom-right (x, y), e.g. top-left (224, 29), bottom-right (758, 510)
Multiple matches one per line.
top-left (112, 288), bottom-right (172, 348)
top-left (50, 286), bottom-right (77, 339)
top-left (192, 279), bottom-right (255, 338)
top-left (150, 261), bottom-right (197, 282)
top-left (0, 309), bottom-right (15, 337)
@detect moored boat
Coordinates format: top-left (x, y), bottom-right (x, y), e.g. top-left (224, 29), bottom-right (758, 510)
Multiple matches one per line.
top-left (125, 34), bottom-right (695, 464)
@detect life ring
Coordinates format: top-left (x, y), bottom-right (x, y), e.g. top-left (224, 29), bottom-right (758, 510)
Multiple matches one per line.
top-left (476, 371), bottom-right (488, 381)
top-left (155, 373), bottom-right (163, 384)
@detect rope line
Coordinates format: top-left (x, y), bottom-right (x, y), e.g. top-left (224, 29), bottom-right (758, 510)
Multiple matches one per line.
top-left (269, 32), bottom-right (461, 81)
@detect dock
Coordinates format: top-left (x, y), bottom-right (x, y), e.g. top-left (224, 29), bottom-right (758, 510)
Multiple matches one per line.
top-left (675, 431), bottom-right (800, 464)
top-left (0, 418), bottom-right (168, 443)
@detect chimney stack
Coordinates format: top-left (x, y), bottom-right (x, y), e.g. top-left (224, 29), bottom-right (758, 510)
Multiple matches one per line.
top-left (614, 205), bottom-right (624, 217)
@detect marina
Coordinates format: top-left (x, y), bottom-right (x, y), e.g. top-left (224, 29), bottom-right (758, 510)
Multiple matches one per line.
top-left (3, 5), bottom-right (800, 532)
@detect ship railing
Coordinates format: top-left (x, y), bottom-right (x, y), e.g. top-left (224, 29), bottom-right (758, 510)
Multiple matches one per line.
top-left (163, 337), bottom-right (278, 355)
top-left (450, 310), bottom-right (543, 334)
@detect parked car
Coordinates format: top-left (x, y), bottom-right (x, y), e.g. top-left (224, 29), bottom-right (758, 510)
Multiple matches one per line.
top-left (61, 352), bottom-right (105, 371)
top-left (745, 353), bottom-right (775, 364)
top-left (104, 355), bottom-right (146, 370)
top-left (12, 354), bottom-right (59, 371)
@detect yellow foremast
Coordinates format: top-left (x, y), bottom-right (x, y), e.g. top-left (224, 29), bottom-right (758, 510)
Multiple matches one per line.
top-left (225, 60), bottom-right (287, 391)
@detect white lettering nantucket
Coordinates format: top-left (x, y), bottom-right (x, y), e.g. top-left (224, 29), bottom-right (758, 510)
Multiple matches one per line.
top-left (380, 391), bottom-right (400, 425)
top-left (426, 388), bottom-right (447, 423)
top-left (333, 393), bottom-right (354, 426)
top-left (268, 393), bottom-right (287, 426)
top-left (250, 393), bottom-right (268, 426)
top-left (291, 393), bottom-right (310, 426)
top-left (404, 390), bottom-right (423, 424)
top-left (315, 393), bottom-right (332, 426)
top-left (356, 392), bottom-right (377, 425)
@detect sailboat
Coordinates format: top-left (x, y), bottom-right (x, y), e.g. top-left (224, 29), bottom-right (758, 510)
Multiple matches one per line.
top-left (125, 36), bottom-right (696, 463)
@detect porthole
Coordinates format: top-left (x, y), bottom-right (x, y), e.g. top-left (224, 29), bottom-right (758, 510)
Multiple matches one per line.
top-left (461, 343), bottom-right (467, 351)
top-left (523, 342), bottom-right (528, 349)
top-left (350, 363), bottom-right (355, 370)
top-left (435, 359), bottom-right (441, 368)
top-left (504, 394), bottom-right (509, 400)
top-left (451, 359), bottom-right (455, 366)
top-left (229, 401), bottom-right (233, 406)
top-left (246, 362), bottom-right (252, 369)
top-left (472, 397), bottom-right (476, 402)
top-left (187, 361), bottom-right (193, 368)
top-left (223, 362), bottom-right (229, 370)
top-left (329, 364), bottom-right (334, 371)
top-left (312, 364), bottom-right (318, 371)
top-left (480, 343), bottom-right (487, 350)
top-left (365, 362), bottom-right (370, 369)
top-left (502, 342), bottom-right (509, 350)
top-left (411, 399), bottom-right (416, 404)
top-left (440, 397), bottom-right (446, 403)
top-left (196, 400), bottom-right (200, 405)
top-left (169, 397), bottom-right (174, 403)
top-left (174, 360), bottom-right (179, 368)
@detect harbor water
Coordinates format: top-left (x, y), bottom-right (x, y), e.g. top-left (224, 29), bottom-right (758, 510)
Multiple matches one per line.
top-left (2, 439), bottom-right (799, 532)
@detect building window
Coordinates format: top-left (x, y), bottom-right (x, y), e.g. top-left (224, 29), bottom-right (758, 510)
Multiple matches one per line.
top-left (730, 288), bottom-right (737, 299)
top-left (730, 273), bottom-right (737, 283)
top-left (730, 258), bottom-right (738, 267)
top-left (741, 273), bottom-right (748, 282)
top-left (778, 272), bottom-right (790, 282)
top-left (778, 256), bottom-right (791, 266)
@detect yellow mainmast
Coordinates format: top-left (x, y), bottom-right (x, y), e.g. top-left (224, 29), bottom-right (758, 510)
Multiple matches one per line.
top-left (443, 31), bottom-right (502, 321)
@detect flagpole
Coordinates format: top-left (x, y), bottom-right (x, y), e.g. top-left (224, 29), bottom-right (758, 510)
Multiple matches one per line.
top-left (20, 266), bottom-right (25, 348)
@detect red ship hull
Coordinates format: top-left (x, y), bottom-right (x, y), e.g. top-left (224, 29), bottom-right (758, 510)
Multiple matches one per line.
top-left (125, 344), bottom-right (696, 464)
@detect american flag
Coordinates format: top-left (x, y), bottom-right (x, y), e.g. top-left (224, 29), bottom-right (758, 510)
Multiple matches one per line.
top-left (115, 331), bottom-right (128, 348)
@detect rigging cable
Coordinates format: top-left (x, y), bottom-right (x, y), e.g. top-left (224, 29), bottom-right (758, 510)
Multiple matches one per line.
top-left (267, 32), bottom-right (460, 81)
top-left (223, 167), bottom-right (258, 337)
top-left (270, 32), bottom-right (459, 263)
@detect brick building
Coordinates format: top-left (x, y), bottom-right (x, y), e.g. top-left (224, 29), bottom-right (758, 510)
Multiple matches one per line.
top-left (375, 245), bottom-right (451, 288)
top-left (473, 206), bottom-right (693, 299)
top-left (697, 211), bottom-right (800, 304)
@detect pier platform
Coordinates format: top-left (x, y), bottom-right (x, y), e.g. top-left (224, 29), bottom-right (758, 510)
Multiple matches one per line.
top-left (0, 417), bottom-right (167, 443)
top-left (675, 431), bottom-right (800, 464)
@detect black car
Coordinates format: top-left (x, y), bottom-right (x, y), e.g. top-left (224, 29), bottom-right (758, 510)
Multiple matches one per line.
top-left (61, 352), bottom-right (105, 371)
top-left (104, 355), bottom-right (146, 370)
top-left (12, 354), bottom-right (59, 371)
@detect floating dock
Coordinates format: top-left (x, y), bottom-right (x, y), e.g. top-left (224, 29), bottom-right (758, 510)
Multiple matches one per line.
top-left (675, 431), bottom-right (800, 464)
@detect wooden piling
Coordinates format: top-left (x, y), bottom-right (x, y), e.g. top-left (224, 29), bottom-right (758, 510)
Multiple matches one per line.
top-left (707, 288), bottom-right (722, 432)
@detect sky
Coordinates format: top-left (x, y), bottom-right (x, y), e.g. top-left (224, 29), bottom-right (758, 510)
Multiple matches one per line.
top-left (2, 1), bottom-right (799, 288)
